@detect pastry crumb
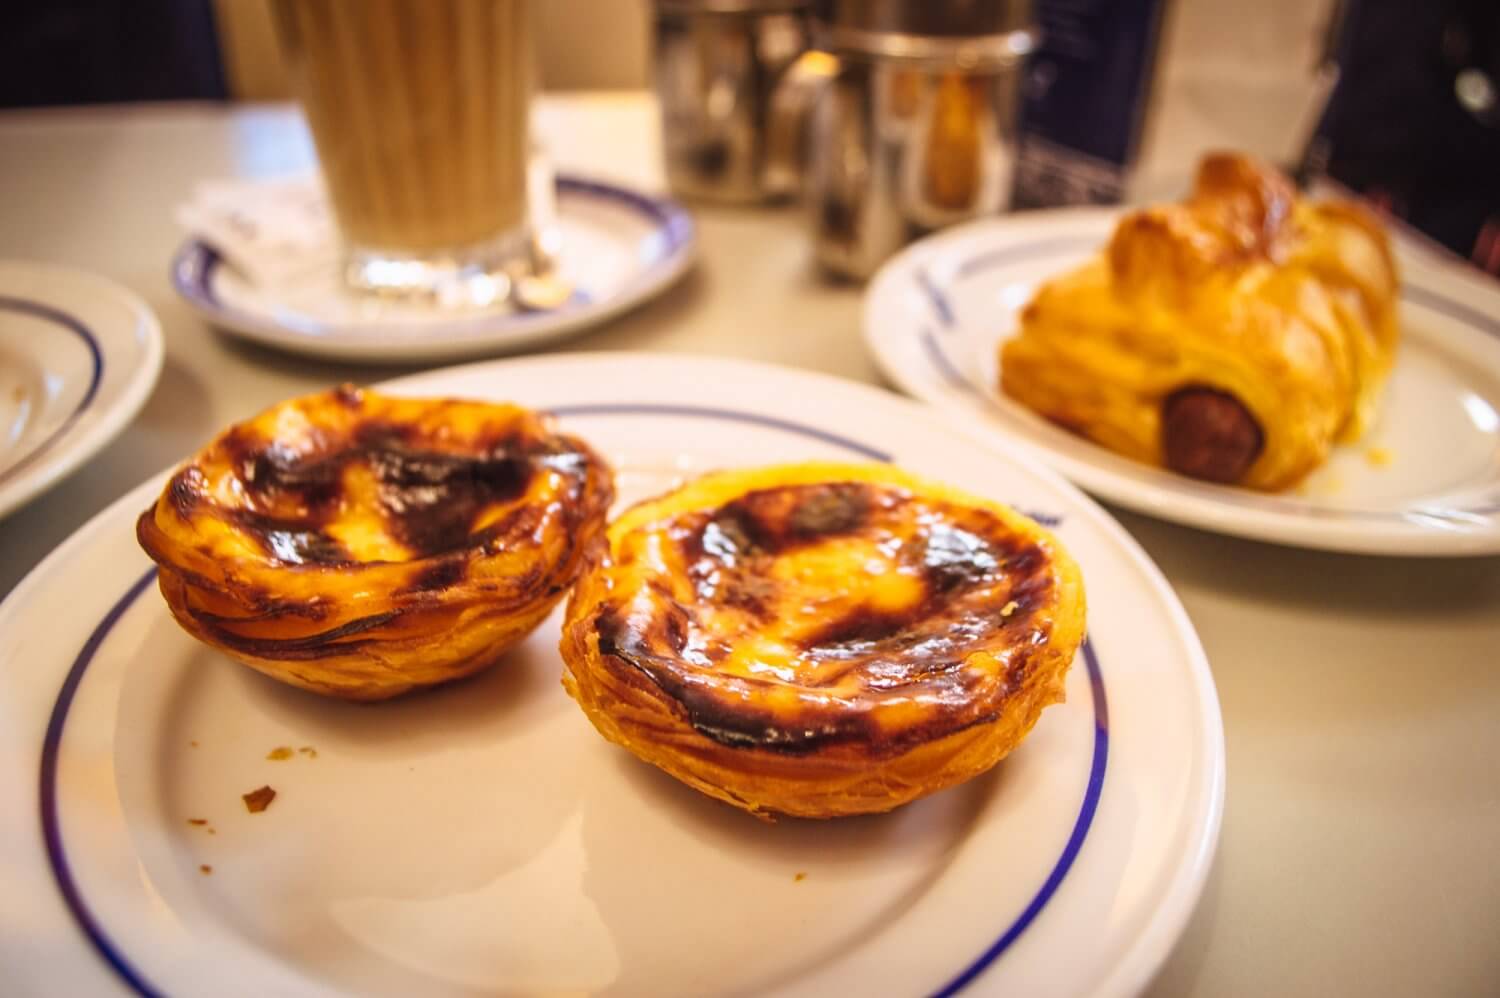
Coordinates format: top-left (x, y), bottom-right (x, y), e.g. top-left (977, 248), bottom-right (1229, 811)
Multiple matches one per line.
top-left (266, 746), bottom-right (294, 761)
top-left (298, 746), bottom-right (318, 758)
top-left (794, 871), bottom-right (807, 882)
top-left (242, 785), bottom-right (276, 813)
top-left (187, 818), bottom-right (208, 826)
top-left (1000, 601), bottom-right (1019, 618)
top-left (1364, 446), bottom-right (1393, 467)
top-left (199, 864), bottom-right (213, 875)
top-left (190, 740), bottom-right (199, 748)
top-left (207, 827), bottom-right (217, 835)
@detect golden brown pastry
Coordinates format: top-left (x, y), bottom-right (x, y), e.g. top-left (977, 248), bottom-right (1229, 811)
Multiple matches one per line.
top-left (559, 463), bottom-right (1086, 819)
top-left (1001, 152), bottom-right (1400, 490)
top-left (137, 386), bottom-right (613, 700)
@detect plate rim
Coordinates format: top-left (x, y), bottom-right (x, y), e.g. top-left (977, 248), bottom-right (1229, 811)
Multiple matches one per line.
top-left (169, 175), bottom-right (698, 364)
top-left (863, 207), bottom-right (1500, 557)
top-left (2, 352), bottom-right (1224, 998)
top-left (0, 260), bottom-right (164, 522)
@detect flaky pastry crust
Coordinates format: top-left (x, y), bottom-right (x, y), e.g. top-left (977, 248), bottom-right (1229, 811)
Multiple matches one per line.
top-left (137, 386), bottom-right (613, 700)
top-left (560, 463), bottom-right (1086, 819)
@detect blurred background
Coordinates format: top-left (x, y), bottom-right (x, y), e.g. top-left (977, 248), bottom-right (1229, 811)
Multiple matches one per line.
top-left (0, 0), bottom-right (1333, 104)
top-left (0, 0), bottom-right (653, 101)
top-left (2, 0), bottom-right (1496, 273)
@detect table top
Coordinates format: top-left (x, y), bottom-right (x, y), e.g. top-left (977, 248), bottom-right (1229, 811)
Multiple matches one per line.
top-left (1, 93), bottom-right (1497, 998)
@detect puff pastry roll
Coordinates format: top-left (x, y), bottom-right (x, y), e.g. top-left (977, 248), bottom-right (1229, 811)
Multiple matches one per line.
top-left (1000, 153), bottom-right (1399, 489)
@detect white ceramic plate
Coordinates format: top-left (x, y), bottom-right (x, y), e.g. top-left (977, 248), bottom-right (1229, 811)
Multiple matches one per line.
top-left (0, 261), bottom-right (163, 521)
top-left (0, 354), bottom-right (1222, 997)
top-left (170, 177), bottom-right (696, 363)
top-left (864, 208), bottom-right (1500, 556)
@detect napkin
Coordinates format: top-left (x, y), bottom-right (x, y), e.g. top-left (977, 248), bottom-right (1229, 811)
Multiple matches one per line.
top-left (175, 175), bottom-right (342, 288)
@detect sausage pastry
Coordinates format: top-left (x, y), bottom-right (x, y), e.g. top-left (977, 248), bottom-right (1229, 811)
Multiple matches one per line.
top-left (1000, 153), bottom-right (1399, 489)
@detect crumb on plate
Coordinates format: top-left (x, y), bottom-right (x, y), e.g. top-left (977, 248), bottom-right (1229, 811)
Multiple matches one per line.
top-left (266, 746), bottom-right (294, 761)
top-left (242, 785), bottom-right (276, 813)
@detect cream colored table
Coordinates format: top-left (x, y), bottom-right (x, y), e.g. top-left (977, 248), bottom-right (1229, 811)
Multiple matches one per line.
top-left (0, 95), bottom-right (1497, 998)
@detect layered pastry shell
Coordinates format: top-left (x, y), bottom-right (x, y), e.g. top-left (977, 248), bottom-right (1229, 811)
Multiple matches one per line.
top-left (560, 462), bottom-right (1086, 819)
top-left (137, 385), bottom-right (613, 700)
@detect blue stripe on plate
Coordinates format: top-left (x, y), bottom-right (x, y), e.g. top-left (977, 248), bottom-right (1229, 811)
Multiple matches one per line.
top-left (916, 268), bottom-right (956, 330)
top-left (1403, 284), bottom-right (1500, 340)
top-left (931, 638), bottom-right (1108, 998)
top-left (933, 235), bottom-right (1500, 346)
top-left (954, 236), bottom-right (1101, 283)
top-left (170, 175), bottom-right (695, 324)
top-left (548, 402), bottom-right (894, 462)
top-left (40, 407), bottom-right (1093, 997)
top-left (919, 325), bottom-right (975, 393)
top-left (38, 567), bottom-right (163, 998)
top-left (0, 297), bottom-right (105, 488)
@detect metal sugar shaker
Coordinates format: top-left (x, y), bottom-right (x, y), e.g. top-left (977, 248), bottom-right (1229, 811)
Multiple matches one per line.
top-left (653, 0), bottom-right (814, 204)
top-left (798, 0), bottom-right (1037, 279)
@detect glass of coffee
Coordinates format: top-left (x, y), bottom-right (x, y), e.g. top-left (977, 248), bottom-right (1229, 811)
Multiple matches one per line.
top-left (271, 0), bottom-right (536, 305)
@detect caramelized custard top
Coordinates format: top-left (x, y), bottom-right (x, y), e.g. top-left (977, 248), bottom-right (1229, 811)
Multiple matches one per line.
top-left (160, 388), bottom-right (601, 568)
top-left (591, 480), bottom-right (1061, 755)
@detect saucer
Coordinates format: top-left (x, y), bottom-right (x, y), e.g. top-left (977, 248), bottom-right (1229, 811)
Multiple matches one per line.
top-left (171, 176), bottom-right (696, 364)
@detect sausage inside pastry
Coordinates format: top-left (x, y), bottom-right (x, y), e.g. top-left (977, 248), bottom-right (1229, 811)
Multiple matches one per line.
top-left (1001, 152), bottom-right (1399, 489)
top-left (559, 463), bottom-right (1086, 819)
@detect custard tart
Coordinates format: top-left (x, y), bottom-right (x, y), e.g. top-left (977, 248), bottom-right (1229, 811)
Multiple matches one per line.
top-left (1001, 152), bottom-right (1399, 490)
top-left (137, 386), bottom-right (613, 700)
top-left (560, 463), bottom-right (1086, 819)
